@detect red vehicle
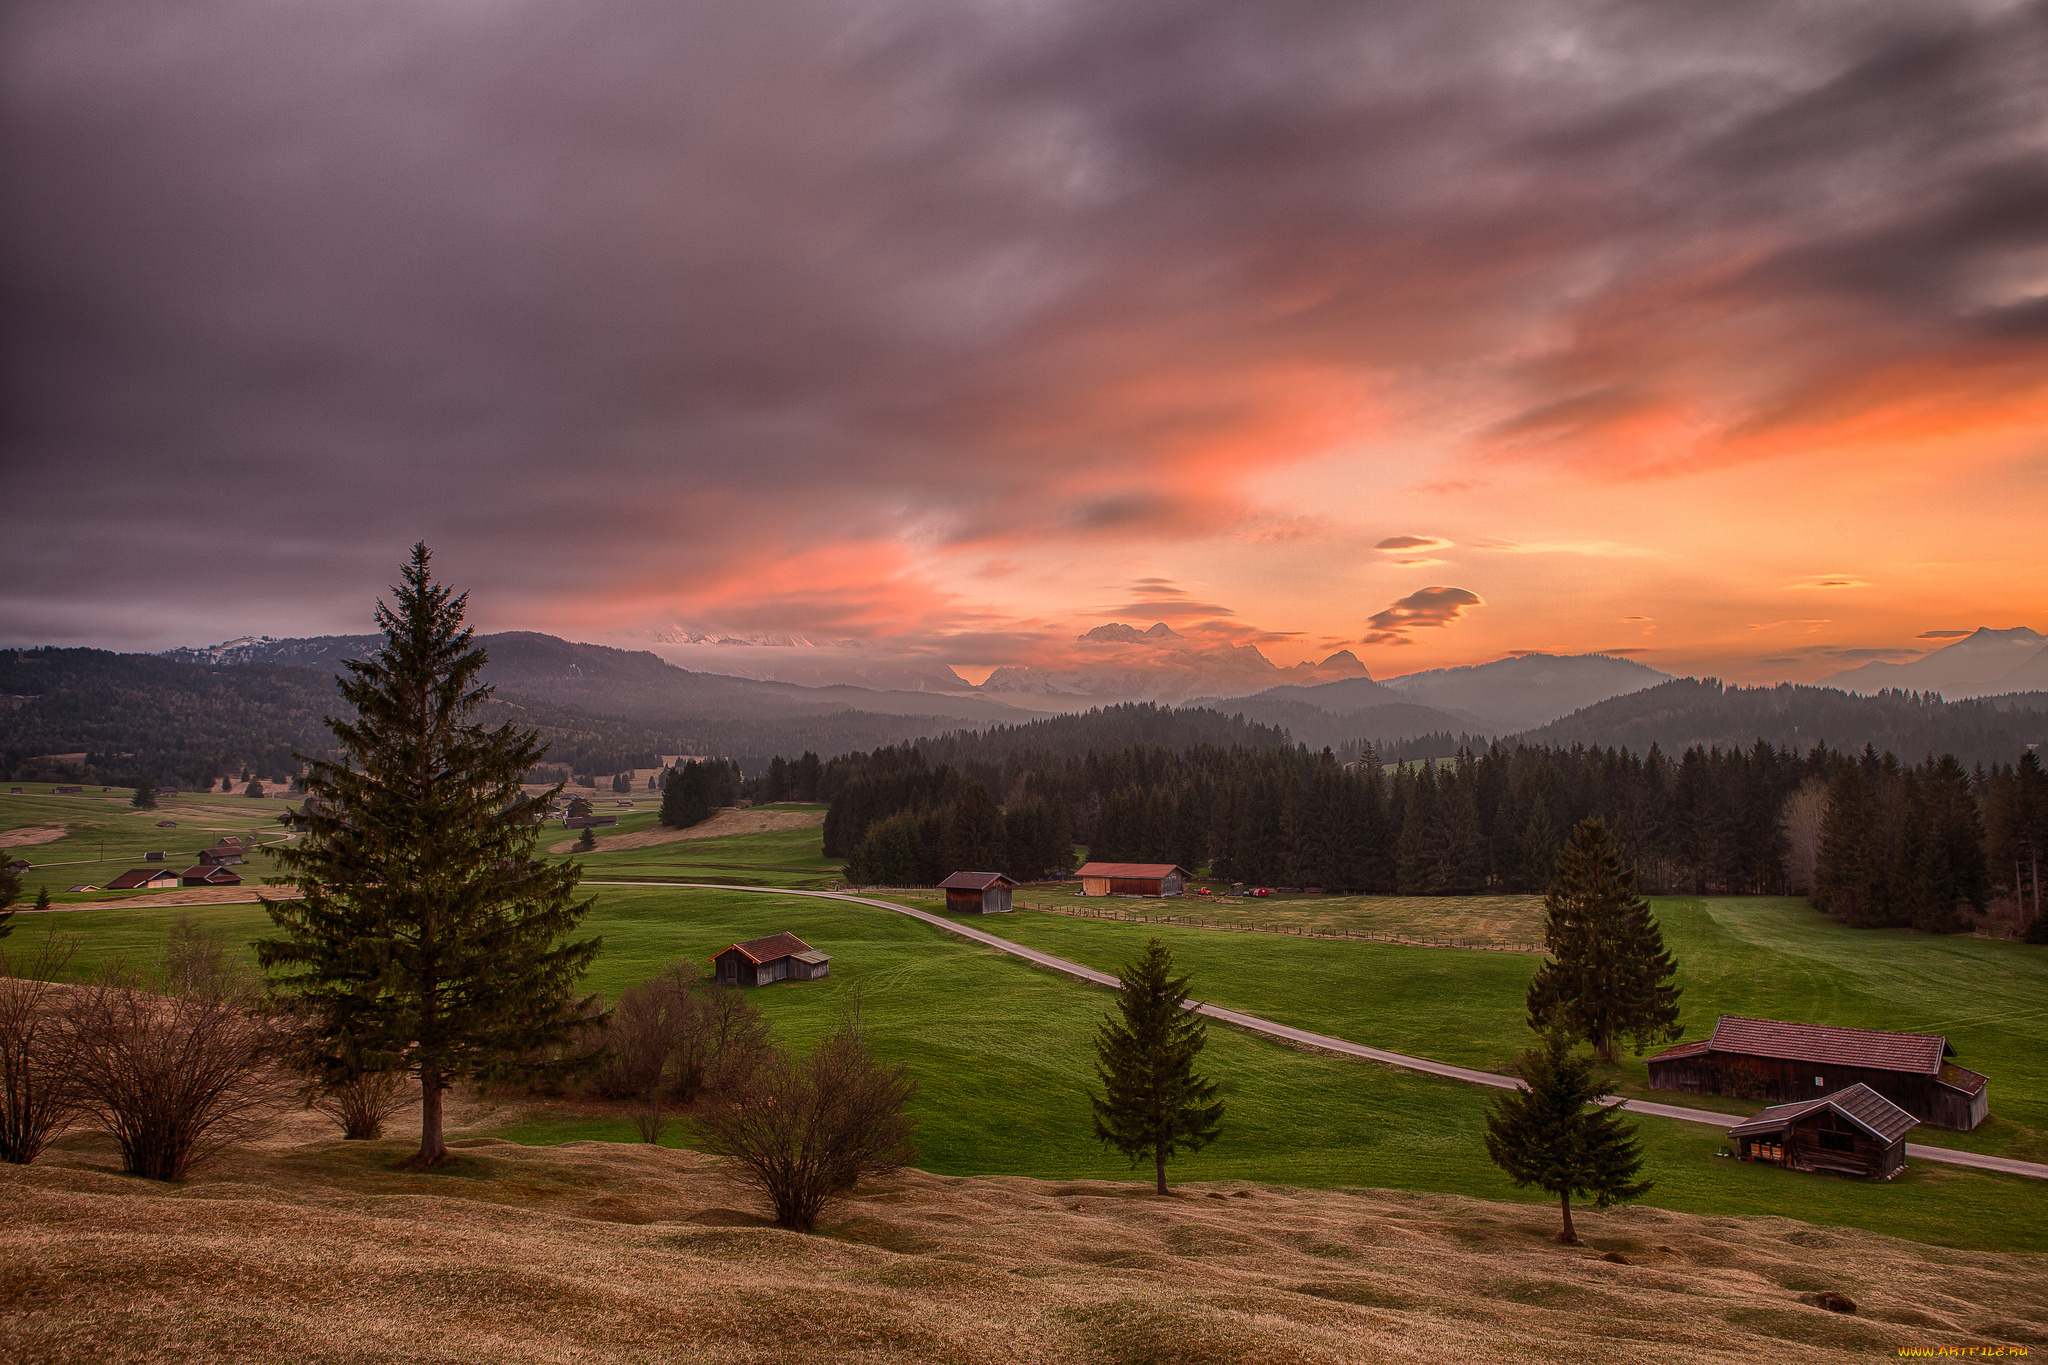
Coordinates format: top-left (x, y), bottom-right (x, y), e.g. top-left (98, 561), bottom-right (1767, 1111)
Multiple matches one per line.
top-left (1249, 887), bottom-right (1272, 898)
top-left (1196, 886), bottom-right (1213, 895)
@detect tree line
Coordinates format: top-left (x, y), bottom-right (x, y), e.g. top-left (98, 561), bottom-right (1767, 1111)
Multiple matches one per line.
top-left (812, 732), bottom-right (2048, 935)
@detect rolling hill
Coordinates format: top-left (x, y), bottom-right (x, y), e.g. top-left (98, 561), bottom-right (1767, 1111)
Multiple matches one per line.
top-left (1514, 677), bottom-right (2048, 766)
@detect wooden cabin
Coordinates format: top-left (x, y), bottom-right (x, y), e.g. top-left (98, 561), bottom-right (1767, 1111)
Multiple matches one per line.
top-left (197, 846), bottom-right (245, 866)
top-left (562, 815), bottom-right (618, 829)
top-left (713, 932), bottom-right (832, 987)
top-left (180, 865), bottom-right (243, 887)
top-left (1727, 1083), bottom-right (1916, 1179)
top-left (1648, 1014), bottom-right (1988, 1131)
top-left (104, 868), bottom-right (180, 891)
top-left (939, 871), bottom-right (1017, 914)
top-left (1074, 862), bottom-right (1191, 897)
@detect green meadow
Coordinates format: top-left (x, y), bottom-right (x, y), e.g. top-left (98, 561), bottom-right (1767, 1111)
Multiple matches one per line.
top-left (12, 861), bottom-right (2047, 1252)
top-left (0, 788), bottom-right (301, 902)
top-left (921, 894), bottom-right (2048, 1164)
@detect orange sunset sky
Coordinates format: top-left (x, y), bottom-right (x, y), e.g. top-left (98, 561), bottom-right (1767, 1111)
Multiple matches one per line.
top-left (4, 0), bottom-right (2044, 683)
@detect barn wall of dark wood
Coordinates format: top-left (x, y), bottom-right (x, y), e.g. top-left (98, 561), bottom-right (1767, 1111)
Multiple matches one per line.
top-left (1649, 1051), bottom-right (1984, 1129)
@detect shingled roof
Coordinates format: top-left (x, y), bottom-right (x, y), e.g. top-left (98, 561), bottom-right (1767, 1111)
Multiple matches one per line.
top-left (720, 932), bottom-right (819, 965)
top-left (938, 871), bottom-right (1016, 891)
top-left (1074, 862), bottom-right (1191, 878)
top-left (1727, 1082), bottom-right (1919, 1145)
top-left (1704, 1015), bottom-right (1951, 1076)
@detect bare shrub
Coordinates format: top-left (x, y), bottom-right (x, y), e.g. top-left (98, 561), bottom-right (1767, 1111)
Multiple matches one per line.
top-left (0, 932), bottom-right (80, 1164)
top-left (308, 1067), bottom-right (410, 1140)
top-left (593, 962), bottom-right (771, 1143)
top-left (593, 977), bottom-right (686, 1101)
top-left (693, 979), bottom-right (771, 1098)
top-left (64, 920), bottom-right (291, 1180)
top-left (692, 1000), bottom-right (915, 1232)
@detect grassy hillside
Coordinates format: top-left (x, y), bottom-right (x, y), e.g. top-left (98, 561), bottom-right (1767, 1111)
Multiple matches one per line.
top-left (12, 1137), bottom-right (2044, 1365)
top-left (949, 896), bottom-right (2048, 1163)
top-left (16, 880), bottom-right (2047, 1253)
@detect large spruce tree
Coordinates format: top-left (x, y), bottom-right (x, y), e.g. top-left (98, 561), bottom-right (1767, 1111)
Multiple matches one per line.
top-left (258, 545), bottom-right (600, 1168)
top-left (1484, 1029), bottom-right (1651, 1243)
top-left (1525, 816), bottom-right (1682, 1064)
top-left (1090, 938), bottom-right (1224, 1194)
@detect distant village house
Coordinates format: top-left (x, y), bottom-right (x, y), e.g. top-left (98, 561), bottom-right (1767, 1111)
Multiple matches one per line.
top-left (712, 932), bottom-right (832, 987)
top-left (1648, 1015), bottom-right (1988, 1131)
top-left (1074, 862), bottom-right (1192, 897)
top-left (181, 865), bottom-right (243, 887)
top-left (105, 868), bottom-right (180, 891)
top-left (939, 871), bottom-right (1017, 914)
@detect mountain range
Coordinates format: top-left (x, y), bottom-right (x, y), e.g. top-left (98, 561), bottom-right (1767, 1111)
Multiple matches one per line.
top-left (1184, 653), bottom-right (1672, 749)
top-left (1821, 627), bottom-right (2048, 699)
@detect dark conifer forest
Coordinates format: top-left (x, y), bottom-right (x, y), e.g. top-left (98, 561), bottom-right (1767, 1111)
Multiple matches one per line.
top-left (813, 711), bottom-right (2048, 936)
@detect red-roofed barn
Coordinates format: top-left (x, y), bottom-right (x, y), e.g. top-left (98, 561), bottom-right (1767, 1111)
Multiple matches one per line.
top-left (1647, 1014), bottom-right (1988, 1130)
top-left (1074, 862), bottom-right (1190, 897)
top-left (712, 932), bottom-right (832, 987)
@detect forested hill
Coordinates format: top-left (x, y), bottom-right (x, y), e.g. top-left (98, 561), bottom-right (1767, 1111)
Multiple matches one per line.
top-left (0, 647), bottom-right (955, 788)
top-left (912, 703), bottom-right (1289, 772)
top-left (1515, 679), bottom-right (2048, 767)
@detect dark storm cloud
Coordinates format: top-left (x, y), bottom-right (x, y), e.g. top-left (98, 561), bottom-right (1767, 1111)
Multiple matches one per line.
top-left (4, 0), bottom-right (2045, 645)
top-left (1362, 586), bottom-right (1483, 645)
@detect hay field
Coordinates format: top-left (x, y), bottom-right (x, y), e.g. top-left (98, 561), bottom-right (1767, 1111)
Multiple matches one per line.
top-left (1012, 891), bottom-right (1550, 945)
top-left (3, 1133), bottom-right (2042, 1365)
top-left (545, 805), bottom-right (824, 855)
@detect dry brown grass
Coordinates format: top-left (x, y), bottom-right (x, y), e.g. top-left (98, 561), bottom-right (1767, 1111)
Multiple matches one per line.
top-left (546, 807), bottom-right (824, 856)
top-left (38, 886), bottom-right (298, 912)
top-left (0, 826), bottom-right (70, 848)
top-left (3, 1125), bottom-right (2042, 1363)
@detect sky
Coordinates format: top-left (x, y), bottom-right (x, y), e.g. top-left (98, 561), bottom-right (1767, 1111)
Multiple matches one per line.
top-left (4, 0), bottom-right (2045, 685)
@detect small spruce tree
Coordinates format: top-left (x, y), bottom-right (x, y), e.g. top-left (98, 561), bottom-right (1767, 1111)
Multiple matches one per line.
top-left (131, 781), bottom-right (158, 810)
top-left (259, 544), bottom-right (601, 1168)
top-left (1484, 1029), bottom-right (1652, 1243)
top-left (1526, 817), bottom-right (1682, 1063)
top-left (576, 826), bottom-right (597, 852)
top-left (1090, 937), bottom-right (1224, 1194)
top-left (33, 887), bottom-right (51, 913)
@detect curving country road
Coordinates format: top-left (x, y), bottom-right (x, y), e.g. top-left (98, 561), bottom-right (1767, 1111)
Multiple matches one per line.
top-left (589, 880), bottom-right (2048, 1182)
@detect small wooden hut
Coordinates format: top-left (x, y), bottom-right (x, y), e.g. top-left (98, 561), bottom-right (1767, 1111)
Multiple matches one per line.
top-left (1074, 862), bottom-right (1191, 897)
top-left (1647, 1014), bottom-right (1988, 1130)
top-left (712, 932), bottom-right (832, 987)
top-left (180, 865), bottom-right (243, 887)
top-left (938, 871), bottom-right (1017, 914)
top-left (1726, 1083), bottom-right (1916, 1179)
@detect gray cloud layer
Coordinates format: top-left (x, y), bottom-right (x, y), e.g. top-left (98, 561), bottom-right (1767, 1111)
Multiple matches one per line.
top-left (4, 0), bottom-right (2044, 647)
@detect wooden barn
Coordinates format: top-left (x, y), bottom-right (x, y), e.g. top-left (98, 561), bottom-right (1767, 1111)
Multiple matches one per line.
top-left (105, 868), bottom-right (179, 891)
top-left (1647, 1014), bottom-right (1989, 1131)
top-left (562, 814), bottom-right (618, 829)
top-left (1074, 862), bottom-right (1192, 897)
top-left (197, 846), bottom-right (244, 866)
top-left (713, 932), bottom-right (832, 987)
top-left (181, 865), bottom-right (243, 887)
top-left (1727, 1083), bottom-right (1917, 1179)
top-left (939, 871), bottom-right (1017, 914)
